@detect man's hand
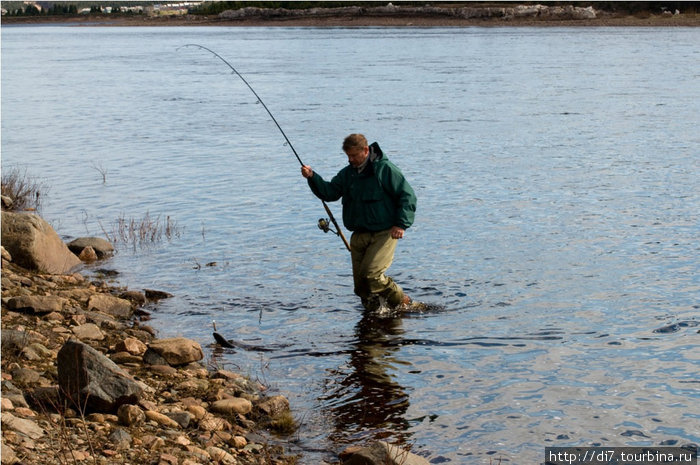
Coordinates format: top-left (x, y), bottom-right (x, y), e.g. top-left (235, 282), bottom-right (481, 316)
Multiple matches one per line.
top-left (301, 165), bottom-right (313, 178)
top-left (390, 226), bottom-right (405, 239)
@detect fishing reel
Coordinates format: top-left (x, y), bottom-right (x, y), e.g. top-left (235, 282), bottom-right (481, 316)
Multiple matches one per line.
top-left (318, 218), bottom-right (340, 236)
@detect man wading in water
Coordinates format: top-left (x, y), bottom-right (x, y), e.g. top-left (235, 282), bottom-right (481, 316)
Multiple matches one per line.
top-left (301, 134), bottom-right (417, 311)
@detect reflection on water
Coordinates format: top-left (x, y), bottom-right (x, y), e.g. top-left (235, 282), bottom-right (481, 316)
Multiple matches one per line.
top-left (322, 312), bottom-right (411, 444)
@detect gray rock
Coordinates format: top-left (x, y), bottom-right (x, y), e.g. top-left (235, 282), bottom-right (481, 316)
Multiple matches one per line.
top-left (67, 237), bottom-right (114, 259)
top-left (1, 381), bottom-right (29, 409)
top-left (10, 367), bottom-right (42, 386)
top-left (142, 349), bottom-right (169, 366)
top-left (1, 211), bottom-right (81, 274)
top-left (166, 411), bottom-right (193, 429)
top-left (1, 330), bottom-right (35, 352)
top-left (109, 428), bottom-right (132, 449)
top-left (57, 339), bottom-right (143, 412)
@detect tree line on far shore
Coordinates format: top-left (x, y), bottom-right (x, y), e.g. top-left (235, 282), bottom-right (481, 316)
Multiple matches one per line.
top-left (3, 1), bottom-right (698, 17)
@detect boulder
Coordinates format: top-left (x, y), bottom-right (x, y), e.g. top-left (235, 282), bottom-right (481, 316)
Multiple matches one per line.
top-left (145, 338), bottom-right (203, 366)
top-left (67, 237), bottom-right (114, 259)
top-left (1, 211), bottom-right (81, 274)
top-left (210, 398), bottom-right (252, 416)
top-left (6, 295), bottom-right (67, 314)
top-left (88, 293), bottom-right (133, 319)
top-left (57, 339), bottom-right (143, 412)
top-left (340, 441), bottom-right (430, 465)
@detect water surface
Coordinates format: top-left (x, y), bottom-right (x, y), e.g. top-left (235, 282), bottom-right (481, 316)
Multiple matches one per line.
top-left (2, 26), bottom-right (698, 463)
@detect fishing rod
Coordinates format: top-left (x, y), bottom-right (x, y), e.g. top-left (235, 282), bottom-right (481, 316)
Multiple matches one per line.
top-left (178, 44), bottom-right (350, 252)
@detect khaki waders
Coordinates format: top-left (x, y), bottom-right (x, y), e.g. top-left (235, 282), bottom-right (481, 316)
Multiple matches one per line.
top-left (350, 229), bottom-right (405, 311)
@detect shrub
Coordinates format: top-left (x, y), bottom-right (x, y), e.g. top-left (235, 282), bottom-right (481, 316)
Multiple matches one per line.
top-left (1, 167), bottom-right (47, 212)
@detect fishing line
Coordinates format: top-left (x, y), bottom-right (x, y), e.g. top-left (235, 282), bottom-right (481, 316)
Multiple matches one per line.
top-left (178, 44), bottom-right (350, 251)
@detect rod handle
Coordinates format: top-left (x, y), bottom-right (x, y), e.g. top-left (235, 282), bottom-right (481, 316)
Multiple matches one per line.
top-left (323, 201), bottom-right (351, 252)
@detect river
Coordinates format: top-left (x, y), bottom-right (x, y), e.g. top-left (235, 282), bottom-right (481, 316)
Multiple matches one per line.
top-left (2, 25), bottom-right (698, 463)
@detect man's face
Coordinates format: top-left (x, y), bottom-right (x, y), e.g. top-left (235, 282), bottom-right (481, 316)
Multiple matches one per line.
top-left (345, 146), bottom-right (369, 168)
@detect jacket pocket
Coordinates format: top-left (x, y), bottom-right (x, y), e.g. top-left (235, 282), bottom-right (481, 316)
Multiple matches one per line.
top-left (360, 189), bottom-right (384, 226)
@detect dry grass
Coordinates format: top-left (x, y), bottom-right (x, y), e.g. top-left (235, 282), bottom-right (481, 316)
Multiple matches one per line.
top-left (1, 166), bottom-right (47, 212)
top-left (33, 391), bottom-right (99, 465)
top-left (89, 161), bottom-right (107, 184)
top-left (267, 410), bottom-right (298, 436)
top-left (100, 212), bottom-right (181, 249)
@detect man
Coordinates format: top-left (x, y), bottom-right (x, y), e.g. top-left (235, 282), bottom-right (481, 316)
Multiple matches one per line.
top-left (301, 133), bottom-right (417, 311)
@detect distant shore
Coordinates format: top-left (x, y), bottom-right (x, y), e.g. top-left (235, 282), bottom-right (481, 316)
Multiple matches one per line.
top-left (3, 11), bottom-right (699, 28)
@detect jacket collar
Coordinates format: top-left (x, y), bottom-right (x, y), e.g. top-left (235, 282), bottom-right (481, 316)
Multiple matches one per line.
top-left (357, 142), bottom-right (383, 174)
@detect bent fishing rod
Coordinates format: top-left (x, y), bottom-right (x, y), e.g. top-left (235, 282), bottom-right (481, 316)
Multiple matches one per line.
top-left (178, 44), bottom-right (351, 252)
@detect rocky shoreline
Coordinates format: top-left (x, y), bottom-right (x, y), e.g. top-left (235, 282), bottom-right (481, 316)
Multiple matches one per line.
top-left (2, 3), bottom-right (699, 28)
top-left (1, 209), bottom-right (431, 465)
top-left (1, 210), bottom-right (303, 465)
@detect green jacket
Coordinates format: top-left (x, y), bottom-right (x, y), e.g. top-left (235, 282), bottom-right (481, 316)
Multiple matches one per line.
top-left (307, 143), bottom-right (416, 232)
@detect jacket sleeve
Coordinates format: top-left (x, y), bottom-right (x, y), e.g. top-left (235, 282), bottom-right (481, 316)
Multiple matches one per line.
top-left (307, 171), bottom-right (343, 202)
top-left (381, 164), bottom-right (417, 230)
